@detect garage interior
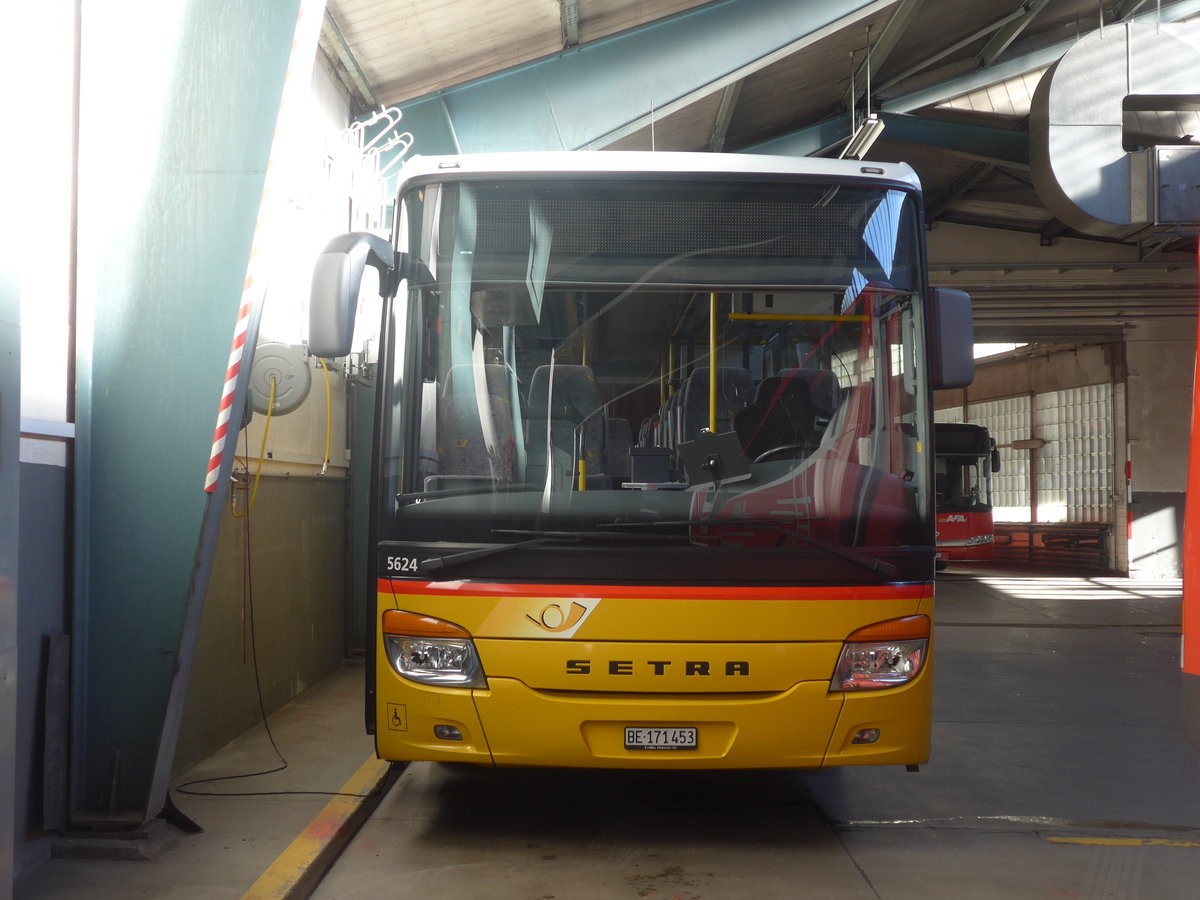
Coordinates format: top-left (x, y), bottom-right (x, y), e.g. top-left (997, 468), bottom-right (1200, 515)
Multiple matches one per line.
top-left (4, 0), bottom-right (1200, 897)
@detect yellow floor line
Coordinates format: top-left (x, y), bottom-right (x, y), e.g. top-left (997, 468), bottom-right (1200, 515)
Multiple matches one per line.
top-left (240, 756), bottom-right (396, 900)
top-left (1047, 836), bottom-right (1200, 848)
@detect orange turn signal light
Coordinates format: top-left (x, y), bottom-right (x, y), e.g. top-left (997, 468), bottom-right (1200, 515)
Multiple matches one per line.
top-left (382, 609), bottom-right (472, 639)
top-left (845, 614), bottom-right (930, 642)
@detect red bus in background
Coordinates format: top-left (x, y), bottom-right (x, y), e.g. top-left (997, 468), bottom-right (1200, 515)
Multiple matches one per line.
top-left (934, 423), bottom-right (1000, 570)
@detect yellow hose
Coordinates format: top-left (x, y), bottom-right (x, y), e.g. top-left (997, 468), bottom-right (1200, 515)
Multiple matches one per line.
top-left (318, 357), bottom-right (332, 476)
top-left (231, 378), bottom-right (276, 519)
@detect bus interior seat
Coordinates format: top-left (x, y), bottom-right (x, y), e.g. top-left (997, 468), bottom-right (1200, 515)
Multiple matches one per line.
top-left (663, 390), bottom-right (683, 449)
top-left (733, 374), bottom-right (817, 462)
top-left (680, 366), bottom-right (754, 443)
top-left (604, 417), bottom-right (633, 481)
top-left (417, 381), bottom-right (440, 487)
top-left (819, 382), bottom-right (874, 462)
top-left (527, 364), bottom-right (605, 488)
top-left (436, 364), bottom-right (517, 484)
top-left (777, 368), bottom-right (843, 433)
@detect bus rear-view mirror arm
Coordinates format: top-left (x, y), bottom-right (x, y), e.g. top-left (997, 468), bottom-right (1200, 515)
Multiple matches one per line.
top-left (928, 287), bottom-right (974, 390)
top-left (309, 232), bottom-right (409, 358)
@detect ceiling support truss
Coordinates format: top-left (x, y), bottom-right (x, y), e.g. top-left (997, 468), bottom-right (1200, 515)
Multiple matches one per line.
top-left (976, 0), bottom-right (1051, 67)
top-left (708, 80), bottom-right (743, 152)
top-left (884, 0), bottom-right (1200, 113)
top-left (841, 0), bottom-right (926, 115)
top-left (927, 162), bottom-right (993, 222)
top-left (560, 0), bottom-right (579, 48)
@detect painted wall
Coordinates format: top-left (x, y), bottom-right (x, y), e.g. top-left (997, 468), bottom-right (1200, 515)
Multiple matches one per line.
top-left (9, 0), bottom-right (76, 876)
top-left (1125, 318), bottom-right (1195, 577)
top-left (173, 350), bottom-right (350, 778)
top-left (175, 474), bottom-right (347, 778)
top-left (962, 343), bottom-right (1114, 399)
top-left (14, 466), bottom-right (69, 875)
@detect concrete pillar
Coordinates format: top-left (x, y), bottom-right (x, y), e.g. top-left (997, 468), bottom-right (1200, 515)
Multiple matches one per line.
top-left (72, 0), bottom-right (303, 821)
top-left (1125, 317), bottom-right (1195, 578)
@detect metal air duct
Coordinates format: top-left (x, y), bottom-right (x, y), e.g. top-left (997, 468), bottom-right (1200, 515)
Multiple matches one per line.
top-left (1030, 23), bottom-right (1200, 238)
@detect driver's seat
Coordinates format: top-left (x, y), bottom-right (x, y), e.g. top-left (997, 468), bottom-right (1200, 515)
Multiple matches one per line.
top-left (734, 374), bottom-right (816, 461)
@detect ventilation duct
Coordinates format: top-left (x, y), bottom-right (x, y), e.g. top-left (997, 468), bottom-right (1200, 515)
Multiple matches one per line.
top-left (1030, 23), bottom-right (1200, 238)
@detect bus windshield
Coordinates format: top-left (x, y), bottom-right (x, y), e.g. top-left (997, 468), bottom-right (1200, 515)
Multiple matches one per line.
top-left (378, 175), bottom-right (934, 584)
top-left (934, 423), bottom-right (995, 513)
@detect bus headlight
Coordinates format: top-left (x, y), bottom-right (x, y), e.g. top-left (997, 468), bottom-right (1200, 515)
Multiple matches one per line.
top-left (382, 610), bottom-right (487, 688)
top-left (830, 615), bottom-right (929, 692)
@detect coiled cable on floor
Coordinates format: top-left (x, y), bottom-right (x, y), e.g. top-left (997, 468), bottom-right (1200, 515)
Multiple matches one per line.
top-left (177, 416), bottom-right (380, 801)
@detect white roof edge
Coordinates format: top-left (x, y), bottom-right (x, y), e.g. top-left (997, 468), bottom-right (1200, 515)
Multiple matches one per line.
top-left (395, 150), bottom-right (921, 190)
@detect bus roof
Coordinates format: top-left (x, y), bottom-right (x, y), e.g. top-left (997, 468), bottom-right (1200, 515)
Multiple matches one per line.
top-left (934, 422), bottom-right (993, 455)
top-left (394, 150), bottom-right (921, 192)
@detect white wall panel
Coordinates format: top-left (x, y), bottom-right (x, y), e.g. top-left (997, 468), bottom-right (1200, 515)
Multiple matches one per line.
top-left (1035, 384), bottom-right (1113, 523)
top-left (967, 396), bottom-right (1032, 521)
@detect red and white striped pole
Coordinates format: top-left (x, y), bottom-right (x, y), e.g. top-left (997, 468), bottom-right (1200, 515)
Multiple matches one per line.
top-left (204, 293), bottom-right (256, 492)
top-left (203, 0), bottom-right (327, 492)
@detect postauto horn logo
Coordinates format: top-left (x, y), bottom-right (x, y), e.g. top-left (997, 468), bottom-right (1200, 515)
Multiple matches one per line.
top-left (526, 601), bottom-right (589, 633)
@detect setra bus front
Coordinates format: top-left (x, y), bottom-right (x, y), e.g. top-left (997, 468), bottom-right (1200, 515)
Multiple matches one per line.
top-left (309, 151), bottom-right (974, 770)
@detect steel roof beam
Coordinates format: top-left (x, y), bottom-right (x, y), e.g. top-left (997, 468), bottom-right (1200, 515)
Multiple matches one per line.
top-left (560, 0), bottom-right (579, 49)
top-left (874, 7), bottom-right (1028, 94)
top-left (320, 11), bottom-right (380, 113)
top-left (1113, 0), bottom-right (1153, 19)
top-left (883, 0), bottom-right (1200, 113)
top-left (977, 0), bottom-right (1051, 67)
top-left (708, 80), bottom-right (743, 152)
top-left (739, 111), bottom-right (1032, 168)
top-left (393, 0), bottom-right (892, 155)
top-left (744, 114), bottom-right (853, 157)
top-left (926, 161), bottom-right (993, 222)
top-left (744, 111), bottom-right (1029, 166)
top-left (881, 113), bottom-right (1029, 166)
top-left (842, 0), bottom-right (927, 115)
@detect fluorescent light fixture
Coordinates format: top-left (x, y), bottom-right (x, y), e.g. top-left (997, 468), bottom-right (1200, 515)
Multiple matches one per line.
top-left (840, 115), bottom-right (885, 160)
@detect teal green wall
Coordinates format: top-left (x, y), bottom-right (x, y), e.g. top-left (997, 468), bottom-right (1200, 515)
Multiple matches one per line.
top-left (74, 0), bottom-right (303, 817)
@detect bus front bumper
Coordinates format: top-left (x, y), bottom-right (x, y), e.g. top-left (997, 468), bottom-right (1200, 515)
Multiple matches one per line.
top-left (374, 674), bottom-right (931, 770)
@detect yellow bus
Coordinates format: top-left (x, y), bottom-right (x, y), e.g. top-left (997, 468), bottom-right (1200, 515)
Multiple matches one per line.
top-left (309, 151), bottom-right (974, 770)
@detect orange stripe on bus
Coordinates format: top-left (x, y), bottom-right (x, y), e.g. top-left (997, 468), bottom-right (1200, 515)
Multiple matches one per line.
top-left (377, 578), bottom-right (930, 602)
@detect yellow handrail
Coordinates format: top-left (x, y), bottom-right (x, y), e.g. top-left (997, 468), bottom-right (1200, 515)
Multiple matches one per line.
top-left (728, 312), bottom-right (868, 323)
top-left (709, 292), bottom-right (718, 434)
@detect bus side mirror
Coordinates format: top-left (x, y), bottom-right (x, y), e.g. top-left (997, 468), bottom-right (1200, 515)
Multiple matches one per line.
top-left (309, 232), bottom-right (400, 358)
top-left (991, 448), bottom-right (1002, 473)
top-left (928, 287), bottom-right (974, 390)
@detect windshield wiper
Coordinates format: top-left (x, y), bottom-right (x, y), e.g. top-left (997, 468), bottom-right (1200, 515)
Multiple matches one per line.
top-left (598, 518), bottom-right (898, 579)
top-left (397, 483), bottom-right (537, 507)
top-left (417, 529), bottom-right (691, 575)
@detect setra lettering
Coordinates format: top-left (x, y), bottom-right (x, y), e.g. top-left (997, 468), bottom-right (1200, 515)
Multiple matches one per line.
top-left (564, 659), bottom-right (750, 676)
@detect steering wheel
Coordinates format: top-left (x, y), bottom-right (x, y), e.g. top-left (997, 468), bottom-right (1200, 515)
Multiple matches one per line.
top-left (752, 444), bottom-right (810, 464)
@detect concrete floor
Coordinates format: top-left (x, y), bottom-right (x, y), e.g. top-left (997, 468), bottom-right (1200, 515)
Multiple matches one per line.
top-left (16, 567), bottom-right (1200, 899)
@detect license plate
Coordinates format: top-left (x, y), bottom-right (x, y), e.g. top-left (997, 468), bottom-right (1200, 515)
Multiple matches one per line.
top-left (624, 727), bottom-right (698, 750)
